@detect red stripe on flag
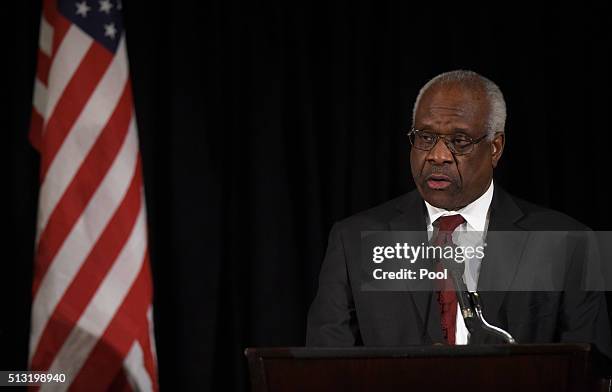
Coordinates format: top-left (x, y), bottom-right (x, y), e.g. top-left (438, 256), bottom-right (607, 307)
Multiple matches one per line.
top-left (108, 369), bottom-right (132, 392)
top-left (32, 82), bottom-right (133, 297)
top-left (69, 253), bottom-right (156, 391)
top-left (39, 43), bottom-right (114, 182)
top-left (42, 2), bottom-right (71, 58)
top-left (30, 109), bottom-right (44, 152)
top-left (52, 17), bottom-right (70, 59)
top-left (30, 157), bottom-right (143, 371)
top-left (41, 0), bottom-right (55, 24)
top-left (36, 50), bottom-right (51, 85)
top-left (136, 305), bottom-right (157, 387)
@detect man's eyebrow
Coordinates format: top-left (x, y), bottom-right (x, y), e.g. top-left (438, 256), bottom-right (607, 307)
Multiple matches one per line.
top-left (452, 127), bottom-right (471, 134)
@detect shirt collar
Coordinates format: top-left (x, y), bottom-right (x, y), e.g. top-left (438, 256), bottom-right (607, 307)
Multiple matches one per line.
top-left (424, 180), bottom-right (494, 232)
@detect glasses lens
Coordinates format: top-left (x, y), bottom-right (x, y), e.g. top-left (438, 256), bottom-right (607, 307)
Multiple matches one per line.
top-left (450, 137), bottom-right (473, 155)
top-left (413, 131), bottom-right (436, 150)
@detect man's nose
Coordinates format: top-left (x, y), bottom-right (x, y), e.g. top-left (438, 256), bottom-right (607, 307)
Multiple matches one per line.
top-left (426, 138), bottom-right (454, 164)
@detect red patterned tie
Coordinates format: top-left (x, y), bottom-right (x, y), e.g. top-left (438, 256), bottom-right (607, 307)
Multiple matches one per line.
top-left (433, 214), bottom-right (465, 344)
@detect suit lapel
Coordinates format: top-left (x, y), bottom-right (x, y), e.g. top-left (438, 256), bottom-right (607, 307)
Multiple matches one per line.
top-left (389, 191), bottom-right (444, 343)
top-left (476, 186), bottom-right (528, 340)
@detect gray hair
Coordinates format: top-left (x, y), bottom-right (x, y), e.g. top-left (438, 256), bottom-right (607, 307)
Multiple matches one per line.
top-left (412, 70), bottom-right (506, 138)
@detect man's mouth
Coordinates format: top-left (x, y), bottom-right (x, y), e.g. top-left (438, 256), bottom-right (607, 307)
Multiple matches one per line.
top-left (425, 174), bottom-right (452, 190)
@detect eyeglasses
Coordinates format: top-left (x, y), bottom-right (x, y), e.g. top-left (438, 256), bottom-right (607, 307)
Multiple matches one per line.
top-left (407, 128), bottom-right (489, 156)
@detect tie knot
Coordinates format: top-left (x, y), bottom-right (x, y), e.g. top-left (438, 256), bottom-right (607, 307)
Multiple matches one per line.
top-left (435, 214), bottom-right (465, 232)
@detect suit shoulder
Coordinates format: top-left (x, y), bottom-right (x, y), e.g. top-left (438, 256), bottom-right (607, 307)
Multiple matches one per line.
top-left (333, 192), bottom-right (417, 232)
top-left (511, 194), bottom-right (590, 231)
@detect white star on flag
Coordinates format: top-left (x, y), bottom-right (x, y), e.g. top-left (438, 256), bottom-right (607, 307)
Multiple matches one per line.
top-left (99, 0), bottom-right (113, 14)
top-left (75, 1), bottom-right (91, 17)
top-left (104, 22), bottom-right (117, 39)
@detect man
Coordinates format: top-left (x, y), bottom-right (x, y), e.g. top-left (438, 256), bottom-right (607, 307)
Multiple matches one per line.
top-left (306, 70), bottom-right (612, 358)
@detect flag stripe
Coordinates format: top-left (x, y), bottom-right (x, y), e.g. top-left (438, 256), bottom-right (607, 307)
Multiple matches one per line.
top-left (48, 227), bottom-right (149, 386)
top-left (43, 24), bottom-right (92, 126)
top-left (36, 50), bottom-right (51, 85)
top-left (36, 37), bottom-right (129, 242)
top-left (69, 256), bottom-right (154, 391)
top-left (108, 369), bottom-right (131, 392)
top-left (41, 0), bottom-right (54, 25)
top-left (41, 42), bottom-right (113, 181)
top-left (30, 115), bottom-right (139, 354)
top-left (30, 109), bottom-right (44, 152)
top-left (40, 0), bottom-right (67, 58)
top-left (139, 306), bottom-right (158, 387)
top-left (30, 127), bottom-right (140, 372)
top-left (33, 79), bottom-right (133, 297)
top-left (124, 342), bottom-right (154, 391)
top-left (43, 0), bottom-right (71, 63)
top-left (33, 78), bottom-right (48, 116)
top-left (30, 76), bottom-right (48, 151)
top-left (39, 15), bottom-right (54, 56)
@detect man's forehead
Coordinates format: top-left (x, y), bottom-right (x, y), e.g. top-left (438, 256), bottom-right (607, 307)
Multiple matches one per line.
top-left (427, 105), bottom-right (469, 117)
top-left (416, 102), bottom-right (480, 123)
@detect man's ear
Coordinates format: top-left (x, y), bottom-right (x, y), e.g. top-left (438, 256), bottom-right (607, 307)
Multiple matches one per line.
top-left (491, 132), bottom-right (505, 168)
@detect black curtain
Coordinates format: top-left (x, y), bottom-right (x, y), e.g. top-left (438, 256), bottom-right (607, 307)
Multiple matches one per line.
top-left (6, 1), bottom-right (612, 390)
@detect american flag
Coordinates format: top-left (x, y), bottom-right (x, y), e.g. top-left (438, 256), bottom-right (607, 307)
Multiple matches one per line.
top-left (28, 0), bottom-right (158, 390)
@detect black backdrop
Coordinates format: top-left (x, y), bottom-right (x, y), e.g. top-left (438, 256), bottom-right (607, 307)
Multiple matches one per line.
top-left (5, 1), bottom-right (612, 390)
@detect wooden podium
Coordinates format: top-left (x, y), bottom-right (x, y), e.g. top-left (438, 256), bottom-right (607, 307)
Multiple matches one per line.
top-left (245, 344), bottom-right (611, 392)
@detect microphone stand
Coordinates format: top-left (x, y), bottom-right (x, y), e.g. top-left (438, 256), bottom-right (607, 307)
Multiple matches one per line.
top-left (443, 259), bottom-right (517, 344)
top-left (466, 291), bottom-right (516, 344)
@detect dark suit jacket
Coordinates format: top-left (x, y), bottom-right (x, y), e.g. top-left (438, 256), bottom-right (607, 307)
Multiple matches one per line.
top-left (306, 186), bottom-right (612, 359)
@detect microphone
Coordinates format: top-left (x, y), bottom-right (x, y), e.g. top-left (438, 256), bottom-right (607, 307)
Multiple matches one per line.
top-left (440, 255), bottom-right (516, 344)
top-left (441, 256), bottom-right (477, 333)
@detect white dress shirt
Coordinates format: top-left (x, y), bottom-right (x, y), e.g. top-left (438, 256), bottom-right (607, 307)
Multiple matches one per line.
top-left (424, 180), bottom-right (494, 344)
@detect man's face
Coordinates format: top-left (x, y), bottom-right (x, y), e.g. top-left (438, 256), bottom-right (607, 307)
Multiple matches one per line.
top-left (410, 83), bottom-right (504, 210)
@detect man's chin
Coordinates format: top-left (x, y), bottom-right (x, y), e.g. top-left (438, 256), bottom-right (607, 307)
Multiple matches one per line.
top-left (419, 186), bottom-right (460, 210)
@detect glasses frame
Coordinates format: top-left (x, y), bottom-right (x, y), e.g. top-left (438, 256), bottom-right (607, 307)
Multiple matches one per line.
top-left (407, 128), bottom-right (489, 156)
